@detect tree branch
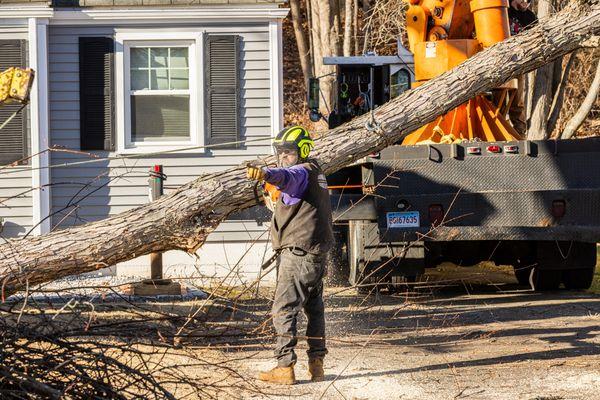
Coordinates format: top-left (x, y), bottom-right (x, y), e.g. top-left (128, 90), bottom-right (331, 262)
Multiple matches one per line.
top-left (547, 51), bottom-right (577, 135)
top-left (561, 56), bottom-right (600, 138)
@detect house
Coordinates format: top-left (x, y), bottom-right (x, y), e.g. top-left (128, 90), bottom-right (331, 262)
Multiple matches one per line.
top-left (0, 0), bottom-right (288, 282)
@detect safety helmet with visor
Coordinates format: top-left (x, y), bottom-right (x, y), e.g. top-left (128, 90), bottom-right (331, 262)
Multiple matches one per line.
top-left (273, 126), bottom-right (314, 161)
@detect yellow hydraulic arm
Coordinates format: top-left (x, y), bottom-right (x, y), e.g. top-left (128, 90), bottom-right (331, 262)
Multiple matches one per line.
top-left (0, 67), bottom-right (35, 106)
top-left (402, 0), bottom-right (521, 144)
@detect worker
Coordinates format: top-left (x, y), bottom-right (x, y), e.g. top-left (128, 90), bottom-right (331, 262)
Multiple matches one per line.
top-left (507, 0), bottom-right (538, 134)
top-left (246, 125), bottom-right (334, 385)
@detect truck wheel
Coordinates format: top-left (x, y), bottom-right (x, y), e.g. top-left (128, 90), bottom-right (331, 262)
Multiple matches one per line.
top-left (530, 268), bottom-right (562, 291)
top-left (562, 267), bottom-right (595, 290)
top-left (512, 264), bottom-right (533, 286)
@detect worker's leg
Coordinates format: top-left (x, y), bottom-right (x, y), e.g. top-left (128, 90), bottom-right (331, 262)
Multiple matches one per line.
top-left (272, 249), bottom-right (327, 367)
top-left (303, 259), bottom-right (327, 360)
top-left (271, 248), bottom-right (307, 367)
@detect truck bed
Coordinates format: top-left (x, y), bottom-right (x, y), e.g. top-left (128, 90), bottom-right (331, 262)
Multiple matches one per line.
top-left (368, 138), bottom-right (600, 243)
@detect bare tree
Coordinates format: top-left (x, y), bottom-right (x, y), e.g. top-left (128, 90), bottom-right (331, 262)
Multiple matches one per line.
top-left (0, 1), bottom-right (598, 296)
top-left (561, 57), bottom-right (600, 138)
top-left (331, 0), bottom-right (343, 56)
top-left (528, 0), bottom-right (559, 139)
top-left (547, 51), bottom-right (577, 134)
top-left (343, 0), bottom-right (354, 56)
top-left (290, 0), bottom-right (313, 85)
top-left (308, 0), bottom-right (339, 116)
top-left (361, 0), bottom-right (408, 55)
top-left (353, 0), bottom-right (359, 55)
top-left (289, 0), bottom-right (369, 115)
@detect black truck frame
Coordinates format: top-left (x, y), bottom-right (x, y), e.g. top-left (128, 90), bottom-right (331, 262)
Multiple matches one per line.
top-left (329, 138), bottom-right (600, 291)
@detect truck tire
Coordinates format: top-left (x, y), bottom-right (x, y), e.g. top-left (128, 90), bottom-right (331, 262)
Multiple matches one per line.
top-left (530, 268), bottom-right (562, 291)
top-left (562, 267), bottom-right (595, 290)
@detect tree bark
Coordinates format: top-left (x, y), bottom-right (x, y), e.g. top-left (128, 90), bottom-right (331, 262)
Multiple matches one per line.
top-left (311, 0), bottom-right (336, 115)
top-left (528, 62), bottom-right (554, 138)
top-left (527, 0), bottom-right (558, 139)
top-left (343, 0), bottom-right (353, 56)
top-left (0, 1), bottom-right (598, 297)
top-left (290, 0), bottom-right (313, 86)
top-left (561, 56), bottom-right (600, 139)
top-left (353, 0), bottom-right (359, 55)
top-left (547, 51), bottom-right (577, 135)
top-left (551, 56), bottom-right (564, 95)
top-left (306, 0), bottom-right (315, 76)
top-left (331, 0), bottom-right (343, 56)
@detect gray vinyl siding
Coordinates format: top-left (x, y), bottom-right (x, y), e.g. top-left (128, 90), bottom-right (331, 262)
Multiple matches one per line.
top-left (0, 25), bottom-right (33, 238)
top-left (48, 24), bottom-right (272, 241)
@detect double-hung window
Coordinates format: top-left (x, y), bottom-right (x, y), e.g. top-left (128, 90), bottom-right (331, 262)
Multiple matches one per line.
top-left (116, 33), bottom-right (202, 152)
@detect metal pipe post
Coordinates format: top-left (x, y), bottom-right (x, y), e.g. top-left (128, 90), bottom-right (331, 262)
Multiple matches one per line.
top-left (149, 165), bottom-right (165, 281)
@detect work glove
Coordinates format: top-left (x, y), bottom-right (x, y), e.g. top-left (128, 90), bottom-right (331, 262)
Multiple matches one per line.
top-left (247, 165), bottom-right (266, 181)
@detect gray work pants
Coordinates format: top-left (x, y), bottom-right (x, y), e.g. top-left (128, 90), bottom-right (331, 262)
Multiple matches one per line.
top-left (272, 247), bottom-right (328, 367)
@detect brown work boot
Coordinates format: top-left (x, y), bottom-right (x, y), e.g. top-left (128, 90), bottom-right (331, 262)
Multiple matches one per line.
top-left (308, 358), bottom-right (325, 382)
top-left (258, 365), bottom-right (296, 385)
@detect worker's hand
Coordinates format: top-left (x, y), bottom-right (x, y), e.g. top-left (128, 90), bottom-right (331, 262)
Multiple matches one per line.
top-left (247, 165), bottom-right (266, 181)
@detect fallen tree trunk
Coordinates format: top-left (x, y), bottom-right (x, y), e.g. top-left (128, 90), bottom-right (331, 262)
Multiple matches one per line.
top-left (1, 1), bottom-right (599, 296)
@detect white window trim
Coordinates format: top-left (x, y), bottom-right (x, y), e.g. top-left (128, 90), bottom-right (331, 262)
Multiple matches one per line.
top-left (29, 17), bottom-right (51, 235)
top-left (115, 31), bottom-right (203, 154)
top-left (268, 20), bottom-right (283, 156)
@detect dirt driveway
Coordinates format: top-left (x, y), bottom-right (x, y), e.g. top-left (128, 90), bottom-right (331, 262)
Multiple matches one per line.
top-left (224, 265), bottom-right (600, 400)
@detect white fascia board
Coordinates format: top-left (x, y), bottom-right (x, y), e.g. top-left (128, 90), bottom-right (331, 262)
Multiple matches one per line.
top-left (0, 19), bottom-right (29, 26)
top-left (50, 7), bottom-right (289, 25)
top-left (0, 6), bottom-right (53, 19)
top-left (28, 17), bottom-right (51, 235)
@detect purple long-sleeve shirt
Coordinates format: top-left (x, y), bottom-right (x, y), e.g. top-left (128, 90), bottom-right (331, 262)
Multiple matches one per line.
top-left (264, 165), bottom-right (309, 205)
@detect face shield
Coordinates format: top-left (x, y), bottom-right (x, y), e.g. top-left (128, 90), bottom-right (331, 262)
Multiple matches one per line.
top-left (274, 144), bottom-right (300, 168)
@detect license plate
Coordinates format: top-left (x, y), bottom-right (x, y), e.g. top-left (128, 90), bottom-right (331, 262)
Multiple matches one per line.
top-left (387, 211), bottom-right (420, 228)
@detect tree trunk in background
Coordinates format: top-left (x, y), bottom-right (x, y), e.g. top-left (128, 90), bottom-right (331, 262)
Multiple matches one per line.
top-left (527, 0), bottom-right (557, 139)
top-left (331, 0), bottom-right (343, 56)
top-left (547, 51), bottom-right (577, 135)
top-left (290, 0), bottom-right (313, 86)
top-left (306, 0), bottom-right (315, 74)
top-left (310, 0), bottom-right (323, 84)
top-left (551, 55), bottom-right (563, 95)
top-left (361, 0), bottom-right (372, 54)
top-left (528, 62), bottom-right (554, 139)
top-left (343, 0), bottom-right (354, 56)
top-left (0, 2), bottom-right (598, 296)
top-left (561, 57), bottom-right (600, 139)
top-left (312, 0), bottom-right (336, 116)
top-left (353, 0), bottom-right (359, 55)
